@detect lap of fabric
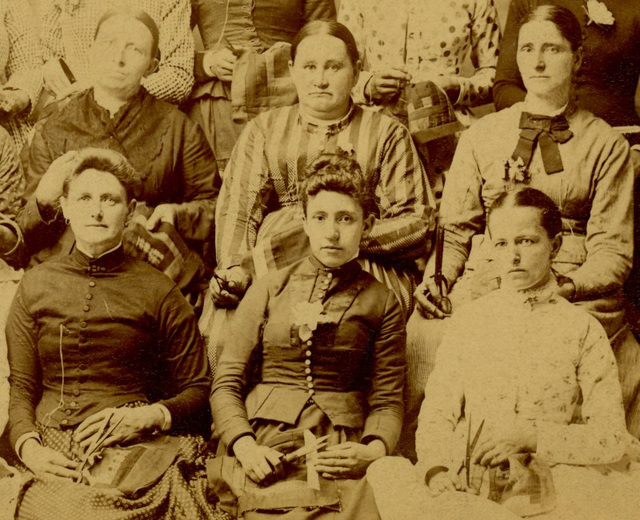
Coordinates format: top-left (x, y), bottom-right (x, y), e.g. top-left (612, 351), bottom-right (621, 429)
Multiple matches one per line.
top-left (210, 403), bottom-right (380, 520)
top-left (367, 456), bottom-right (640, 520)
top-left (7, 421), bottom-right (230, 520)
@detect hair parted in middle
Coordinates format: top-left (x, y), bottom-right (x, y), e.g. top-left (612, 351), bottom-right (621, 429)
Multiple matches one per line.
top-left (488, 187), bottom-right (562, 239)
top-left (300, 149), bottom-right (375, 217)
top-left (291, 20), bottom-right (360, 68)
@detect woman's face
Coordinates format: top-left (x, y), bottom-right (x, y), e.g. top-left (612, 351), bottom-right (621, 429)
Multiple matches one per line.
top-left (516, 20), bottom-right (580, 103)
top-left (89, 15), bottom-right (157, 100)
top-left (489, 205), bottom-right (561, 291)
top-left (61, 168), bottom-right (135, 257)
top-left (303, 190), bottom-right (372, 268)
top-left (289, 34), bottom-right (359, 121)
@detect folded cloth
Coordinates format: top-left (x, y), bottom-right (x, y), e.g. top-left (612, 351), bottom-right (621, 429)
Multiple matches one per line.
top-left (231, 42), bottom-right (298, 124)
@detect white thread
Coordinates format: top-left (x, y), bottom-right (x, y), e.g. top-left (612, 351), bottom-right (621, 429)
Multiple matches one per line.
top-left (210, 0), bottom-right (231, 54)
top-left (42, 324), bottom-right (67, 428)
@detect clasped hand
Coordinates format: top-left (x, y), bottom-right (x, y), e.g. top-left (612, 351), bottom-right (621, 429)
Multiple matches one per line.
top-left (234, 437), bottom-right (385, 484)
top-left (204, 47), bottom-right (236, 82)
top-left (428, 425), bottom-right (537, 497)
top-left (210, 266), bottom-right (252, 307)
top-left (20, 406), bottom-right (164, 480)
top-left (414, 277), bottom-right (452, 319)
top-left (314, 440), bottom-right (385, 480)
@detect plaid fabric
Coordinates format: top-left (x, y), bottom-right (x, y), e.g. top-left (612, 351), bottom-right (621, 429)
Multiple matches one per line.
top-left (216, 104), bottom-right (435, 270)
top-left (122, 211), bottom-right (206, 293)
top-left (230, 42), bottom-right (298, 125)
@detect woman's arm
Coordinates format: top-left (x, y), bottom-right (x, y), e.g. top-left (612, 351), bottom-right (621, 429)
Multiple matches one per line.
top-left (536, 318), bottom-right (627, 465)
top-left (415, 313), bottom-right (466, 481)
top-left (140, 0), bottom-right (194, 104)
top-left (3, 2), bottom-right (43, 116)
top-left (153, 286), bottom-right (212, 432)
top-left (454, 0), bottom-right (501, 107)
top-left (215, 118), bottom-right (271, 269)
top-left (430, 128), bottom-right (485, 288)
top-left (148, 119), bottom-right (219, 241)
top-left (360, 121), bottom-right (436, 261)
top-left (6, 282), bottom-right (42, 450)
top-left (566, 132), bottom-right (634, 300)
top-left (493, 0), bottom-right (528, 110)
top-left (210, 278), bottom-right (270, 451)
top-left (361, 292), bottom-right (406, 453)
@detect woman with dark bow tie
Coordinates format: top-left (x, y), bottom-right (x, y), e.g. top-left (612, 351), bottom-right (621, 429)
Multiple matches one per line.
top-left (402, 4), bottom-right (640, 456)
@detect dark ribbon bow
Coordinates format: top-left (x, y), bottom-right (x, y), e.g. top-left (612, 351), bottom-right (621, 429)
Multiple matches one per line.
top-left (511, 112), bottom-right (573, 175)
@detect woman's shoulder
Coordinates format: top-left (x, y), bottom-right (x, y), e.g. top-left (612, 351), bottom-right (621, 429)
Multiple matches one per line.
top-left (570, 108), bottom-right (629, 145)
top-left (464, 104), bottom-right (522, 138)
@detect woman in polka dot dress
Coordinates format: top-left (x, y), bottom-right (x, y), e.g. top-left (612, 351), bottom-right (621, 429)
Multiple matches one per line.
top-left (338, 0), bottom-right (501, 194)
top-left (338, 0), bottom-right (501, 122)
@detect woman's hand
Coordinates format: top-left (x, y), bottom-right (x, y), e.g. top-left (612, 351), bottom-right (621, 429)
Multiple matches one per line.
top-left (473, 424), bottom-right (537, 467)
top-left (203, 47), bottom-right (236, 82)
top-left (414, 278), bottom-right (452, 319)
top-left (556, 279), bottom-right (576, 302)
top-left (146, 204), bottom-right (178, 231)
top-left (314, 440), bottom-right (386, 480)
top-left (0, 89), bottom-right (29, 118)
top-left (232, 435), bottom-right (282, 484)
top-left (431, 75), bottom-right (462, 103)
top-left (365, 67), bottom-right (411, 103)
top-left (210, 266), bottom-right (252, 308)
top-left (428, 470), bottom-right (466, 497)
top-left (34, 150), bottom-right (82, 209)
top-left (73, 406), bottom-right (165, 450)
top-left (21, 438), bottom-right (80, 480)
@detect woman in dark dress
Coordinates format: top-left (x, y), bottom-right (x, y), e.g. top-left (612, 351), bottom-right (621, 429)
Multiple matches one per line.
top-left (3, 148), bottom-right (226, 520)
top-left (209, 152), bottom-right (406, 519)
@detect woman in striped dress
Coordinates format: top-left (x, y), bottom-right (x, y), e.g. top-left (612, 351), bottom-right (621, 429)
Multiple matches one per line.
top-left (200, 20), bottom-right (435, 367)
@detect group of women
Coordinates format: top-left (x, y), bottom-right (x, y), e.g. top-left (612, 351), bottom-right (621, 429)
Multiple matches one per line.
top-left (0, 0), bottom-right (639, 519)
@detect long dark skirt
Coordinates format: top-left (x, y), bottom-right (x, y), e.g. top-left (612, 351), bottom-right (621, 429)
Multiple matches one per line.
top-left (209, 404), bottom-right (381, 520)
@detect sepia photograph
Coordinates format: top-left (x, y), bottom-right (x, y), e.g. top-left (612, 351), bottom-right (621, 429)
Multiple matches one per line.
top-left (1, 0), bottom-right (640, 518)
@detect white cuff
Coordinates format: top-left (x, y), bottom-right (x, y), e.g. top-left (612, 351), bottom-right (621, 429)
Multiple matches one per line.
top-left (150, 403), bottom-right (172, 432)
top-left (15, 432), bottom-right (42, 461)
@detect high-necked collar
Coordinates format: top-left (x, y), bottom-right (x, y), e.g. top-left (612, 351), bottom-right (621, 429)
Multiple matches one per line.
top-left (518, 99), bottom-right (577, 121)
top-left (89, 87), bottom-right (148, 129)
top-left (297, 104), bottom-right (356, 136)
top-left (307, 254), bottom-right (362, 279)
top-left (500, 276), bottom-right (560, 310)
top-left (71, 244), bottom-right (127, 273)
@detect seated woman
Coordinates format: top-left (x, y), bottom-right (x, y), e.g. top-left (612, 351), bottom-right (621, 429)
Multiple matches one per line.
top-left (203, 20), bottom-right (433, 361)
top-left (10, 8), bottom-right (217, 298)
top-left (367, 188), bottom-right (640, 520)
top-left (188, 0), bottom-right (336, 171)
top-left (3, 148), bottom-right (227, 519)
top-left (209, 151), bottom-right (406, 519)
top-left (40, 0), bottom-right (194, 104)
top-left (403, 4), bottom-right (640, 450)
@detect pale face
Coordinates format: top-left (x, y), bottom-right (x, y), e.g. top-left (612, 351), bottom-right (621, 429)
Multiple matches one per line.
top-left (489, 206), bottom-right (561, 291)
top-left (303, 190), bottom-right (372, 268)
top-left (516, 20), bottom-right (580, 104)
top-left (61, 169), bottom-right (135, 257)
top-left (89, 15), bottom-right (157, 100)
top-left (289, 34), bottom-right (359, 121)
